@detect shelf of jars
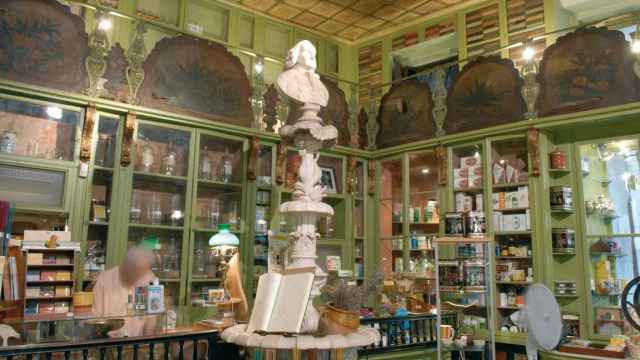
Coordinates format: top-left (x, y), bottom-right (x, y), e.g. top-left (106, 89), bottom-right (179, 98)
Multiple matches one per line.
top-left (353, 160), bottom-right (366, 282)
top-left (379, 157), bottom-right (404, 279)
top-left (252, 144), bottom-right (275, 295)
top-left (578, 137), bottom-right (640, 337)
top-left (83, 115), bottom-right (120, 289)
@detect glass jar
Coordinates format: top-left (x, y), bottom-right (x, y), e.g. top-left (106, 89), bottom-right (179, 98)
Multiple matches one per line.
top-left (220, 148), bottom-right (233, 183)
top-left (550, 186), bottom-right (573, 210)
top-left (130, 193), bottom-right (142, 224)
top-left (552, 228), bottom-right (575, 253)
top-left (141, 139), bottom-right (155, 172)
top-left (207, 199), bottom-right (221, 228)
top-left (200, 146), bottom-right (212, 180)
top-left (162, 143), bottom-right (177, 176)
top-left (465, 211), bottom-right (486, 236)
top-left (549, 149), bottom-right (566, 170)
top-left (445, 212), bottom-right (464, 235)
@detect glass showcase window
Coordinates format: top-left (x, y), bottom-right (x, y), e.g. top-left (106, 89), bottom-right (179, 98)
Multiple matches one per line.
top-left (581, 138), bottom-right (640, 335)
top-left (0, 98), bottom-right (79, 161)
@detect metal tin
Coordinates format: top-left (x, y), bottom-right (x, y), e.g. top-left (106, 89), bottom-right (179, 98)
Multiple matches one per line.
top-left (549, 149), bottom-right (566, 170)
top-left (552, 227), bottom-right (575, 253)
top-left (465, 211), bottom-right (486, 236)
top-left (445, 212), bottom-right (464, 235)
top-left (550, 186), bottom-right (573, 210)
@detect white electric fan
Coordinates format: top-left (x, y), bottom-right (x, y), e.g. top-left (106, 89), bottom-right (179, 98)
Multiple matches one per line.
top-left (510, 284), bottom-right (563, 360)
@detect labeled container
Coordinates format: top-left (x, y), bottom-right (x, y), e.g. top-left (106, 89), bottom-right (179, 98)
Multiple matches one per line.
top-left (465, 211), bottom-right (486, 236)
top-left (445, 212), bottom-right (464, 235)
top-left (550, 186), bottom-right (573, 210)
top-left (549, 149), bottom-right (567, 170)
top-left (552, 227), bottom-right (575, 253)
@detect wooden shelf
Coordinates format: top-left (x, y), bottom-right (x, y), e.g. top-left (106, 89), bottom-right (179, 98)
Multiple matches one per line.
top-left (27, 264), bottom-right (74, 268)
top-left (551, 208), bottom-right (574, 214)
top-left (26, 296), bottom-right (72, 301)
top-left (129, 223), bottom-right (184, 231)
top-left (493, 207), bottom-right (529, 213)
top-left (496, 256), bottom-right (532, 260)
top-left (27, 280), bottom-right (73, 284)
top-left (198, 178), bottom-right (242, 188)
top-left (133, 171), bottom-right (188, 182)
top-left (549, 168), bottom-right (571, 174)
top-left (496, 281), bottom-right (533, 286)
top-left (492, 182), bottom-right (528, 190)
top-left (454, 187), bottom-right (483, 193)
top-left (494, 231), bottom-right (531, 236)
top-left (191, 278), bottom-right (222, 283)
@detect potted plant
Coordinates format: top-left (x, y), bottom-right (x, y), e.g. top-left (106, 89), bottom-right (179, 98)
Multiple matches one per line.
top-left (318, 272), bottom-right (382, 335)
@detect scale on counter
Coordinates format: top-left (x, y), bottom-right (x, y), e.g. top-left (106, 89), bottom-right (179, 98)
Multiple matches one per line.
top-left (510, 284), bottom-right (563, 360)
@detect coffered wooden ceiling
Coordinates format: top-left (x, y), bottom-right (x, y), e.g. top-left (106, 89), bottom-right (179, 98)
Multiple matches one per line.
top-left (235, 0), bottom-right (470, 42)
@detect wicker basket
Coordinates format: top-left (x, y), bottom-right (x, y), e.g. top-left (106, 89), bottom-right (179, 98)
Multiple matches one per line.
top-left (317, 304), bottom-right (360, 336)
top-left (629, 336), bottom-right (640, 360)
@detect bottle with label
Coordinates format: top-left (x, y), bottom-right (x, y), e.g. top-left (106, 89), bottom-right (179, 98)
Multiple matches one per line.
top-left (200, 146), bottom-right (212, 179)
top-left (162, 142), bottom-right (177, 176)
top-left (410, 231), bottom-right (418, 250)
top-left (147, 280), bottom-right (165, 314)
top-left (220, 148), bottom-right (233, 183)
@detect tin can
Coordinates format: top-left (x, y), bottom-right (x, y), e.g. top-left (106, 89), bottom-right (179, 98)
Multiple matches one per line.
top-left (550, 186), bottom-right (573, 210)
top-left (552, 227), bottom-right (575, 253)
top-left (445, 212), bottom-right (464, 235)
top-left (549, 149), bottom-right (566, 170)
top-left (465, 211), bottom-right (486, 236)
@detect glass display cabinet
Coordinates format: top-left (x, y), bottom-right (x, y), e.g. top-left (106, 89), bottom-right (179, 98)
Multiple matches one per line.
top-left (379, 157), bottom-right (404, 277)
top-left (83, 114), bottom-right (120, 289)
top-left (354, 160), bottom-right (366, 282)
top-left (488, 137), bottom-right (533, 340)
top-left (435, 236), bottom-right (496, 360)
top-left (579, 137), bottom-right (640, 337)
top-left (253, 144), bottom-right (274, 296)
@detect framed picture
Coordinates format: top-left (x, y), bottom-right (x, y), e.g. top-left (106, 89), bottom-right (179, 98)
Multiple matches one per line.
top-left (92, 204), bottom-right (108, 222)
top-left (320, 167), bottom-right (337, 193)
top-left (208, 288), bottom-right (226, 303)
top-left (596, 307), bottom-right (621, 321)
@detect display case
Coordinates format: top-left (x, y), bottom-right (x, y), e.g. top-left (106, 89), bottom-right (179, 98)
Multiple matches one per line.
top-left (435, 236), bottom-right (496, 360)
top-left (379, 157), bottom-right (404, 276)
top-left (0, 97), bottom-right (80, 162)
top-left (253, 144), bottom-right (274, 294)
top-left (579, 137), bottom-right (640, 336)
top-left (488, 137), bottom-right (534, 340)
top-left (354, 160), bottom-right (366, 282)
top-left (83, 114), bottom-right (120, 288)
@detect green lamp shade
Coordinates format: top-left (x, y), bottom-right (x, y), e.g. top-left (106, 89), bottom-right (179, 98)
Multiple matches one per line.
top-left (141, 234), bottom-right (160, 250)
top-left (209, 224), bottom-right (239, 246)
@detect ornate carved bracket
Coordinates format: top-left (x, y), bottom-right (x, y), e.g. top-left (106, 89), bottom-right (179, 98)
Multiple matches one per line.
top-left (527, 128), bottom-right (541, 177)
top-left (263, 85), bottom-right (279, 133)
top-left (80, 104), bottom-right (97, 162)
top-left (347, 84), bottom-right (360, 148)
top-left (367, 160), bottom-right (376, 195)
top-left (126, 21), bottom-right (147, 104)
top-left (435, 144), bottom-right (448, 186)
top-left (120, 112), bottom-right (136, 167)
top-left (366, 90), bottom-right (379, 150)
top-left (85, 11), bottom-right (111, 97)
top-left (432, 66), bottom-right (448, 137)
top-left (275, 141), bottom-right (288, 186)
top-left (521, 59), bottom-right (540, 119)
top-left (250, 56), bottom-right (265, 129)
top-left (247, 136), bottom-right (260, 182)
top-left (346, 155), bottom-right (357, 194)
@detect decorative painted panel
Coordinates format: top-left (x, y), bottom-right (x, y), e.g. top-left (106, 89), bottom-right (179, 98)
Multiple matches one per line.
top-left (537, 27), bottom-right (640, 117)
top-left (445, 56), bottom-right (526, 134)
top-left (103, 44), bottom-right (129, 102)
top-left (377, 79), bottom-right (435, 149)
top-left (0, 0), bottom-right (88, 93)
top-left (138, 36), bottom-right (252, 126)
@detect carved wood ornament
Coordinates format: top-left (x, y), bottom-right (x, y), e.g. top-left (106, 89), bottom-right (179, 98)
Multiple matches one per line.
top-left (247, 136), bottom-right (260, 182)
top-left (80, 104), bottom-right (97, 162)
top-left (435, 144), bottom-right (448, 185)
top-left (527, 128), bottom-right (541, 177)
top-left (346, 155), bottom-right (357, 194)
top-left (367, 160), bottom-right (376, 195)
top-left (120, 112), bottom-right (136, 167)
top-left (275, 142), bottom-right (288, 186)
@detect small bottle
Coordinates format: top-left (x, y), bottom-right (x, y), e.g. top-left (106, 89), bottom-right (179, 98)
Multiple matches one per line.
top-left (220, 148), bottom-right (233, 183)
top-left (149, 195), bottom-right (163, 225)
top-left (200, 146), bottom-right (212, 179)
top-left (127, 294), bottom-right (134, 315)
top-left (162, 142), bottom-right (177, 176)
top-left (410, 231), bottom-right (418, 250)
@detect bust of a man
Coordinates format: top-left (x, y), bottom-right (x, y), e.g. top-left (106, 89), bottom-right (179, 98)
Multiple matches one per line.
top-left (276, 40), bottom-right (329, 107)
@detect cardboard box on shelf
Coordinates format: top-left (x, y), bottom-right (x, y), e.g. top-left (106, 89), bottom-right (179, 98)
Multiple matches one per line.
top-left (469, 174), bottom-right (483, 188)
top-left (492, 162), bottom-right (506, 184)
top-left (55, 271), bottom-right (71, 281)
top-left (39, 303), bottom-right (55, 314)
top-left (55, 286), bottom-right (71, 297)
top-left (493, 212), bottom-right (502, 231)
top-left (54, 301), bottom-right (69, 313)
top-left (460, 156), bottom-right (480, 169)
top-left (475, 193), bottom-right (483, 211)
top-left (27, 253), bottom-right (43, 265)
top-left (40, 271), bottom-right (56, 281)
top-left (43, 254), bottom-right (56, 265)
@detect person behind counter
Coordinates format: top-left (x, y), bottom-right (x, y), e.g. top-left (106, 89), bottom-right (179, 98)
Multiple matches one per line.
top-left (92, 246), bottom-right (158, 337)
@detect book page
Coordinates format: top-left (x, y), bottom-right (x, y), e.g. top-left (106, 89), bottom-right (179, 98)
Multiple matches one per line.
top-left (247, 272), bottom-right (282, 333)
top-left (267, 272), bottom-right (314, 333)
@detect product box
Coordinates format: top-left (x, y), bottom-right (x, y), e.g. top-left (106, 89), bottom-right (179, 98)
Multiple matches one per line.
top-left (39, 303), bottom-right (55, 314)
top-left (27, 253), bottom-right (43, 265)
top-left (493, 212), bottom-right (502, 231)
top-left (43, 254), bottom-right (56, 265)
top-left (475, 193), bottom-right (483, 212)
top-left (55, 254), bottom-right (70, 265)
top-left (25, 303), bottom-right (38, 316)
top-left (454, 177), bottom-right (469, 189)
top-left (148, 284), bottom-right (165, 313)
top-left (453, 168), bottom-right (468, 189)
top-left (55, 286), bottom-right (71, 297)
top-left (468, 174), bottom-right (483, 188)
top-left (511, 214), bottom-right (527, 231)
top-left (40, 286), bottom-right (54, 297)
top-left (468, 165), bottom-right (483, 177)
top-left (54, 301), bottom-right (69, 313)
top-left (26, 287), bottom-right (41, 297)
top-left (517, 187), bottom-right (529, 208)
top-left (27, 270), bottom-right (40, 281)
top-left (55, 271), bottom-right (71, 281)
top-left (505, 164), bottom-right (518, 184)
top-left (460, 156), bottom-right (480, 169)
top-left (455, 193), bottom-right (466, 212)
top-left (492, 162), bottom-right (506, 184)
top-left (40, 271), bottom-right (56, 281)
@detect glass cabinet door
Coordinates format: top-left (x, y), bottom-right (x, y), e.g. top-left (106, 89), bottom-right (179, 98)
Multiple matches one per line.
top-left (489, 137), bottom-right (533, 338)
top-left (354, 160), bottom-right (365, 282)
top-left (254, 145), bottom-right (274, 294)
top-left (580, 138), bottom-right (640, 336)
top-left (189, 133), bottom-right (244, 311)
top-left (83, 115), bottom-right (119, 288)
top-left (0, 98), bottom-right (80, 161)
top-left (407, 151), bottom-right (439, 309)
top-left (379, 158), bottom-right (404, 276)
top-left (128, 122), bottom-right (192, 311)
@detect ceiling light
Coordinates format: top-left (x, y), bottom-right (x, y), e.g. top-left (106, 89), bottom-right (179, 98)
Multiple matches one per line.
top-left (254, 61), bottom-right (263, 74)
top-left (98, 17), bottom-right (112, 31)
top-left (46, 106), bottom-right (63, 119)
top-left (474, 151), bottom-right (480, 158)
top-left (522, 46), bottom-right (535, 61)
top-left (499, 159), bottom-right (505, 165)
top-left (632, 40), bottom-right (640, 54)
top-left (421, 168), bottom-right (430, 174)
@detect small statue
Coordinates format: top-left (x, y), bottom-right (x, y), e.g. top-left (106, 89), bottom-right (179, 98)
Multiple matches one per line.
top-left (45, 235), bottom-right (59, 248)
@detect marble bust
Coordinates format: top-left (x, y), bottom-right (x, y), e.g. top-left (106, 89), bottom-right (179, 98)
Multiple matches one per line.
top-left (276, 40), bottom-right (329, 107)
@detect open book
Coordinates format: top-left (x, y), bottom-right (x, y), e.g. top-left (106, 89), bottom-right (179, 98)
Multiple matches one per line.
top-left (247, 270), bottom-right (315, 334)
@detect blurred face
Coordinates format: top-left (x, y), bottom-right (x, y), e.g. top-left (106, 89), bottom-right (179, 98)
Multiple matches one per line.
top-left (120, 255), bottom-right (151, 286)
